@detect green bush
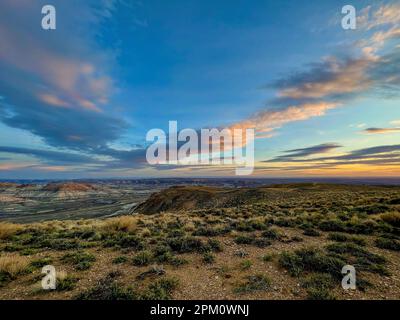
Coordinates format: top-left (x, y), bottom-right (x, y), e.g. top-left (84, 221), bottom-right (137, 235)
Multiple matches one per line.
top-left (112, 256), bottom-right (128, 264)
top-left (303, 229), bottom-right (320, 237)
top-left (279, 248), bottom-right (345, 278)
top-left (261, 228), bottom-right (282, 240)
top-left (202, 252), bottom-right (215, 264)
top-left (234, 274), bottom-right (271, 293)
top-left (140, 277), bottom-right (179, 300)
top-left (375, 237), bottom-right (400, 251)
top-left (77, 272), bottom-right (135, 300)
top-left (132, 251), bottom-right (153, 266)
top-left (57, 276), bottom-right (79, 291)
top-left (61, 251), bottom-right (96, 271)
top-left (166, 236), bottom-right (204, 253)
top-left (328, 233), bottom-right (366, 246)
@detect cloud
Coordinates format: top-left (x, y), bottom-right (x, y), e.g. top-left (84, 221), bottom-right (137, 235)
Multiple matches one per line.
top-left (225, 4), bottom-right (400, 142)
top-left (0, 0), bottom-right (128, 152)
top-left (264, 144), bottom-right (400, 168)
top-left (363, 127), bottom-right (400, 134)
top-left (0, 146), bottom-right (96, 165)
top-left (272, 57), bottom-right (372, 100)
top-left (228, 102), bottom-right (338, 137)
top-left (283, 143), bottom-right (342, 157)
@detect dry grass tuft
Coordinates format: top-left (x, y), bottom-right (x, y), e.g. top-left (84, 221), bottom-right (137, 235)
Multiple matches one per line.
top-left (0, 222), bottom-right (22, 240)
top-left (0, 254), bottom-right (29, 277)
top-left (380, 212), bottom-right (400, 227)
top-left (101, 216), bottom-right (137, 233)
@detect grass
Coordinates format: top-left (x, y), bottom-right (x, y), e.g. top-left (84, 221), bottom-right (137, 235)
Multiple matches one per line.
top-left (0, 254), bottom-right (29, 278)
top-left (1, 183), bottom-right (399, 299)
top-left (380, 212), bottom-right (400, 228)
top-left (102, 233), bottom-right (143, 250)
top-left (202, 252), bottom-right (215, 264)
top-left (61, 251), bottom-right (96, 270)
top-left (261, 254), bottom-right (274, 262)
top-left (112, 256), bottom-right (128, 264)
top-left (261, 228), bottom-right (282, 240)
top-left (56, 272), bottom-right (79, 291)
top-left (328, 233), bottom-right (366, 246)
top-left (306, 288), bottom-right (336, 300)
top-left (279, 247), bottom-right (345, 278)
top-left (239, 259), bottom-right (253, 270)
top-left (29, 257), bottom-right (53, 269)
top-left (101, 216), bottom-right (137, 233)
top-left (140, 277), bottom-right (179, 300)
top-left (325, 242), bottom-right (389, 275)
top-left (77, 271), bottom-right (135, 300)
top-left (234, 274), bottom-right (271, 294)
top-left (375, 237), bottom-right (400, 251)
top-left (0, 222), bottom-right (21, 240)
top-left (166, 236), bottom-right (204, 253)
top-left (303, 229), bottom-right (321, 237)
top-left (301, 273), bottom-right (335, 290)
top-left (132, 251), bottom-right (153, 266)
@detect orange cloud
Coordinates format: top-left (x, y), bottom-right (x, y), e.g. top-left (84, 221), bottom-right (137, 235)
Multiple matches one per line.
top-left (38, 94), bottom-right (70, 108)
top-left (229, 102), bottom-right (338, 136)
top-left (278, 58), bottom-right (372, 99)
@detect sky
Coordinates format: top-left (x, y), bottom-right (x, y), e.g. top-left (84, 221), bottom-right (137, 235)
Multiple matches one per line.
top-left (0, 0), bottom-right (399, 179)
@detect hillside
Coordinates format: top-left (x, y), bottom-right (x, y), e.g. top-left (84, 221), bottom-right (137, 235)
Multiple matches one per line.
top-left (135, 183), bottom-right (400, 214)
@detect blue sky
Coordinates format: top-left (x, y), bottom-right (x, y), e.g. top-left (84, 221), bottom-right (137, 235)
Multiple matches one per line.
top-left (0, 0), bottom-right (399, 178)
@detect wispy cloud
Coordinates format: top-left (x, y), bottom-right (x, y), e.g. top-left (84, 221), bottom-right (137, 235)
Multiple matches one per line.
top-left (227, 3), bottom-right (400, 141)
top-left (363, 127), bottom-right (400, 134)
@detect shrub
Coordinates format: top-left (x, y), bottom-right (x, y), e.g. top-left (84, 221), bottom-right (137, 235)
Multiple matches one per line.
top-left (303, 229), bottom-right (320, 237)
top-left (0, 222), bottom-right (22, 240)
top-left (132, 251), bottom-right (153, 266)
top-left (375, 237), bottom-right (400, 251)
top-left (193, 226), bottom-right (228, 236)
top-left (234, 274), bottom-right (271, 293)
top-left (61, 251), bottom-right (96, 271)
top-left (166, 236), bottom-right (204, 253)
top-left (252, 238), bottom-right (272, 248)
top-left (380, 212), bottom-right (400, 228)
top-left (206, 239), bottom-right (223, 252)
top-left (261, 254), bottom-right (273, 262)
top-left (346, 220), bottom-right (377, 235)
top-left (325, 242), bottom-right (388, 275)
top-left (77, 272), bottom-right (135, 300)
top-left (0, 254), bottom-right (29, 278)
top-left (140, 277), bottom-right (179, 300)
top-left (112, 256), bottom-right (128, 264)
top-left (202, 252), bottom-right (215, 264)
top-left (30, 257), bottom-right (53, 269)
top-left (261, 228), bottom-right (282, 240)
top-left (319, 220), bottom-right (345, 232)
top-left (239, 259), bottom-right (252, 270)
top-left (328, 233), bottom-right (366, 246)
top-left (56, 272), bottom-right (79, 291)
top-left (102, 233), bottom-right (143, 250)
top-left (301, 273), bottom-right (335, 290)
top-left (234, 235), bottom-right (254, 245)
top-left (279, 248), bottom-right (345, 278)
top-left (306, 288), bottom-right (336, 300)
top-left (102, 216), bottom-right (137, 233)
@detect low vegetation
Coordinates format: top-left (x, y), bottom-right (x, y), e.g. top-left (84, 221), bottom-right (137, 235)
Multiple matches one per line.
top-left (0, 183), bottom-right (399, 299)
